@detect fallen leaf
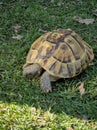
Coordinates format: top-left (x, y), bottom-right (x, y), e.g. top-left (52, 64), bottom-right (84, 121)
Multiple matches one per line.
top-left (38, 28), bottom-right (48, 33)
top-left (12, 35), bottom-right (23, 40)
top-left (13, 24), bottom-right (21, 33)
top-left (31, 107), bottom-right (36, 114)
top-left (73, 16), bottom-right (94, 25)
top-left (93, 9), bottom-right (97, 17)
top-left (78, 82), bottom-right (85, 95)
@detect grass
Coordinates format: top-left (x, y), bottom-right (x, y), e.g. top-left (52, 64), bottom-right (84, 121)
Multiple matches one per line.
top-left (0, 0), bottom-right (97, 129)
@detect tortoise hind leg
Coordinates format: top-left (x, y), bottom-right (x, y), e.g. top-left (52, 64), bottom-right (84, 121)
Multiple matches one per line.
top-left (40, 71), bottom-right (52, 93)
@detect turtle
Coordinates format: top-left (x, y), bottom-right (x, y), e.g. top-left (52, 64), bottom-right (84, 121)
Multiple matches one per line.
top-left (23, 29), bottom-right (94, 93)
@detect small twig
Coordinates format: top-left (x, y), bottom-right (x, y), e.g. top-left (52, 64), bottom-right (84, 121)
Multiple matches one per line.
top-left (38, 29), bottom-right (48, 33)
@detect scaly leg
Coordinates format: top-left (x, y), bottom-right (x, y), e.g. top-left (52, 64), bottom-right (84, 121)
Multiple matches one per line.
top-left (40, 71), bottom-right (52, 93)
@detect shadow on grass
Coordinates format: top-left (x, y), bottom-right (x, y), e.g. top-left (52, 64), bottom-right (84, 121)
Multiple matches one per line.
top-left (0, 64), bottom-right (97, 121)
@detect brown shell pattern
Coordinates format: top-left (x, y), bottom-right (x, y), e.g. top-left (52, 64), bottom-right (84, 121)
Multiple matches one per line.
top-left (24, 29), bottom-right (94, 78)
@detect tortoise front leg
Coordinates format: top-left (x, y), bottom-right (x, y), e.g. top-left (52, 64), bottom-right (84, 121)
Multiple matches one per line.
top-left (40, 71), bottom-right (52, 93)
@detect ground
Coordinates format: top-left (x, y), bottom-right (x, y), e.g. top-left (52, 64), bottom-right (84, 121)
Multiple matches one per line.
top-left (0, 0), bottom-right (97, 129)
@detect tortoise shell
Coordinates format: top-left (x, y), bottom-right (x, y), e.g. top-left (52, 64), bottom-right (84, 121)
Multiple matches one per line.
top-left (24, 29), bottom-right (94, 78)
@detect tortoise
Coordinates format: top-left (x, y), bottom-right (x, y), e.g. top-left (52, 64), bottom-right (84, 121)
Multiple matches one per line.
top-left (23, 29), bottom-right (94, 93)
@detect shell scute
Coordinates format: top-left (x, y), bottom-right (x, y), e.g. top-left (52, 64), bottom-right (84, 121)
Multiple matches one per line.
top-left (24, 29), bottom-right (94, 78)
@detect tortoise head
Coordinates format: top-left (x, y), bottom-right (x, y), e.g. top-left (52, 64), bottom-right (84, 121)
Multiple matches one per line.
top-left (23, 63), bottom-right (43, 79)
